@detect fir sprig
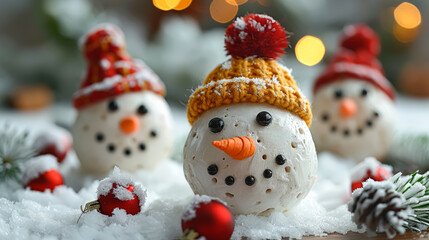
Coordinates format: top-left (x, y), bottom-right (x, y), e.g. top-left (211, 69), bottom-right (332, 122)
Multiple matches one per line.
top-left (0, 123), bottom-right (35, 181)
top-left (391, 171), bottom-right (429, 230)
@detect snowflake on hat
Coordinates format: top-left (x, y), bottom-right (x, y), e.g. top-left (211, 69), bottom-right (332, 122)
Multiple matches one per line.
top-left (71, 24), bottom-right (174, 175)
top-left (311, 24), bottom-right (396, 162)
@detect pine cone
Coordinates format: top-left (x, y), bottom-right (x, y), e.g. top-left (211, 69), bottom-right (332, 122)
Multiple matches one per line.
top-left (348, 180), bottom-right (410, 239)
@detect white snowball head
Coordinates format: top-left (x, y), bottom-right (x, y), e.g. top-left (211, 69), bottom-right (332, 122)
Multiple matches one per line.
top-left (183, 103), bottom-right (318, 216)
top-left (72, 91), bottom-right (174, 174)
top-left (311, 79), bottom-right (396, 161)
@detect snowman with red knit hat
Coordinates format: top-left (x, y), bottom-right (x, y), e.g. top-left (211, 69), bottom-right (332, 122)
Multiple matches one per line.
top-left (183, 14), bottom-right (317, 216)
top-left (311, 24), bottom-right (396, 161)
top-left (72, 24), bottom-right (174, 174)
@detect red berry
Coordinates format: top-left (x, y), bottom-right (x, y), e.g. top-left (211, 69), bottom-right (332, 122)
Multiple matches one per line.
top-left (225, 14), bottom-right (289, 59)
top-left (34, 131), bottom-right (72, 163)
top-left (97, 183), bottom-right (141, 216)
top-left (37, 143), bottom-right (71, 164)
top-left (25, 169), bottom-right (64, 192)
top-left (182, 198), bottom-right (234, 240)
top-left (351, 167), bottom-right (391, 192)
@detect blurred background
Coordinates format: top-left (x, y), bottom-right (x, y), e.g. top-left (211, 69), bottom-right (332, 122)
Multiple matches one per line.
top-left (0, 0), bottom-right (428, 109)
top-left (0, 0), bottom-right (428, 170)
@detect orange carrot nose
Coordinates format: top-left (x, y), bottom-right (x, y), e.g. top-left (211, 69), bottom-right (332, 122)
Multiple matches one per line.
top-left (119, 116), bottom-right (140, 134)
top-left (339, 98), bottom-right (357, 118)
top-left (212, 136), bottom-right (255, 160)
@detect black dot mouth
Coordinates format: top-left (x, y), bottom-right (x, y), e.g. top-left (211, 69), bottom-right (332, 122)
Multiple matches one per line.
top-left (107, 143), bottom-right (116, 152)
top-left (124, 148), bottom-right (132, 156)
top-left (321, 110), bottom-right (380, 137)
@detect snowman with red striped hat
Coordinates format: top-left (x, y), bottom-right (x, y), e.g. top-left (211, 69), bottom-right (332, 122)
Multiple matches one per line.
top-left (72, 24), bottom-right (174, 174)
top-left (311, 24), bottom-right (396, 162)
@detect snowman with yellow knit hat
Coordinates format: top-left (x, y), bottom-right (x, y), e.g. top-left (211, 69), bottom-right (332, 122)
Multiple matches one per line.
top-left (183, 14), bottom-right (318, 216)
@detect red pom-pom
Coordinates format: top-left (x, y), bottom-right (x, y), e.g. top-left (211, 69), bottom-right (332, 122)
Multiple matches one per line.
top-left (82, 24), bottom-right (127, 62)
top-left (340, 24), bottom-right (380, 57)
top-left (97, 183), bottom-right (142, 216)
top-left (225, 14), bottom-right (289, 59)
top-left (181, 197), bottom-right (234, 240)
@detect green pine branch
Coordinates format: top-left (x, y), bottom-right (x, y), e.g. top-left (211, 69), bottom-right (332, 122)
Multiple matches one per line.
top-left (0, 123), bottom-right (35, 181)
top-left (391, 171), bottom-right (429, 230)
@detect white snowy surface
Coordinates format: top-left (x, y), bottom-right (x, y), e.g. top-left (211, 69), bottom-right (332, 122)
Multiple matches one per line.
top-left (0, 96), bottom-right (428, 239)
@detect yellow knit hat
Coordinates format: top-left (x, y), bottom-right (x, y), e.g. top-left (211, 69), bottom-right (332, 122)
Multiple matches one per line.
top-left (187, 14), bottom-right (312, 126)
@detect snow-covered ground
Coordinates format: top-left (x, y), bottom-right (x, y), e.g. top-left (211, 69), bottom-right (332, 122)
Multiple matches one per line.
top-left (0, 95), bottom-right (428, 239)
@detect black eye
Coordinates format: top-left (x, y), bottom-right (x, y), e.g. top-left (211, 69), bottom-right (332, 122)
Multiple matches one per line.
top-left (207, 164), bottom-right (218, 175)
top-left (361, 89), bottom-right (368, 97)
top-left (275, 154), bottom-right (286, 165)
top-left (137, 105), bottom-right (148, 115)
top-left (208, 118), bottom-right (224, 133)
top-left (334, 90), bottom-right (343, 99)
top-left (256, 111), bottom-right (272, 126)
top-left (108, 100), bottom-right (119, 112)
top-left (321, 113), bottom-right (329, 122)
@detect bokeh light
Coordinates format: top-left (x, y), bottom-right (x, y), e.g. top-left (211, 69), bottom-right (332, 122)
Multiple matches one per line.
top-left (210, 0), bottom-right (238, 23)
top-left (225, 0), bottom-right (248, 5)
top-left (295, 36), bottom-right (325, 66)
top-left (393, 23), bottom-right (419, 43)
top-left (394, 2), bottom-right (421, 29)
top-left (153, 0), bottom-right (180, 11)
top-left (174, 0), bottom-right (192, 10)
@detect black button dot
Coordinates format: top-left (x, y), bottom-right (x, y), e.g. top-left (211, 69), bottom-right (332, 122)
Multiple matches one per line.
top-left (321, 114), bottom-right (329, 122)
top-left (124, 148), bottom-right (132, 156)
top-left (225, 176), bottom-right (235, 186)
top-left (137, 105), bottom-right (148, 115)
top-left (373, 111), bottom-right (379, 118)
top-left (139, 143), bottom-right (146, 151)
top-left (343, 129), bottom-right (350, 137)
top-left (107, 100), bottom-right (119, 112)
top-left (331, 126), bottom-right (337, 132)
top-left (207, 164), bottom-right (218, 175)
top-left (263, 169), bottom-right (272, 178)
top-left (366, 120), bottom-right (373, 127)
top-left (107, 144), bottom-right (116, 152)
top-left (208, 118), bottom-right (224, 133)
top-left (245, 176), bottom-right (256, 186)
top-left (150, 130), bottom-right (157, 137)
top-left (334, 90), bottom-right (343, 99)
top-left (361, 89), bottom-right (368, 97)
top-left (357, 128), bottom-right (363, 135)
top-left (95, 133), bottom-right (104, 142)
top-left (256, 111), bottom-right (272, 126)
top-left (275, 154), bottom-right (286, 165)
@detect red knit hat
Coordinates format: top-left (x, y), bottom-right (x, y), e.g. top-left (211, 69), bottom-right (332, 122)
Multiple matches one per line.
top-left (72, 24), bottom-right (165, 109)
top-left (313, 24), bottom-right (395, 100)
